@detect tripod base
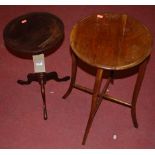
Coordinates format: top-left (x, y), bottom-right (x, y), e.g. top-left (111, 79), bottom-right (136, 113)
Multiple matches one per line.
top-left (17, 71), bottom-right (70, 120)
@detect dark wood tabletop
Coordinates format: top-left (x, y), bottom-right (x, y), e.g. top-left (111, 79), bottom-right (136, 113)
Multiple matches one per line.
top-left (3, 12), bottom-right (64, 57)
top-left (70, 12), bottom-right (153, 70)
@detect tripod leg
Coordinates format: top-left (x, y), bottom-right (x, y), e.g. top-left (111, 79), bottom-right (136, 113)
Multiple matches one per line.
top-left (17, 73), bottom-right (37, 85)
top-left (46, 72), bottom-right (70, 82)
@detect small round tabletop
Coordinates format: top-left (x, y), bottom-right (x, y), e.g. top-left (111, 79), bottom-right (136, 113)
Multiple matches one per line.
top-left (3, 12), bottom-right (64, 57)
top-left (70, 13), bottom-right (153, 70)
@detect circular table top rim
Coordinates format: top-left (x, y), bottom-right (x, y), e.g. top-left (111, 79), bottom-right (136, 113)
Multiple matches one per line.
top-left (3, 11), bottom-right (64, 55)
top-left (70, 12), bottom-right (153, 70)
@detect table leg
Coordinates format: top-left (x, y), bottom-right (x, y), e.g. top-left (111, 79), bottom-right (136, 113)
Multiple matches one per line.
top-left (131, 58), bottom-right (149, 128)
top-left (39, 75), bottom-right (48, 120)
top-left (17, 72), bottom-right (70, 120)
top-left (63, 53), bottom-right (77, 99)
top-left (82, 68), bottom-right (103, 145)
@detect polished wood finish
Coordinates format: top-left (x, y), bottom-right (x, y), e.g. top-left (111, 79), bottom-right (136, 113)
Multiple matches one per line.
top-left (130, 58), bottom-right (149, 128)
top-left (3, 12), bottom-right (70, 120)
top-left (63, 13), bottom-right (153, 144)
top-left (3, 12), bottom-right (64, 56)
top-left (70, 13), bottom-right (152, 70)
top-left (63, 53), bottom-right (77, 99)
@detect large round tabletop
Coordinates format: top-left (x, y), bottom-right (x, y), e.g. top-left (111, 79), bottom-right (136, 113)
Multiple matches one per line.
top-left (70, 12), bottom-right (153, 70)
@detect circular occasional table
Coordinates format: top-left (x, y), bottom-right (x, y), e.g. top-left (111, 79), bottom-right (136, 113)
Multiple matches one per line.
top-left (63, 13), bottom-right (153, 144)
top-left (3, 12), bottom-right (70, 120)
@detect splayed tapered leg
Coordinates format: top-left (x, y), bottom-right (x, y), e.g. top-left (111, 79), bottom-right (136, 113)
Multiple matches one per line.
top-left (131, 58), bottom-right (149, 128)
top-left (63, 53), bottom-right (77, 99)
top-left (82, 68), bottom-right (103, 145)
